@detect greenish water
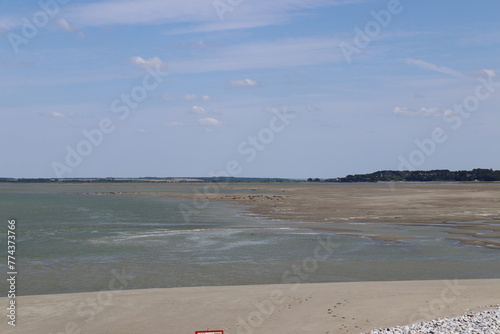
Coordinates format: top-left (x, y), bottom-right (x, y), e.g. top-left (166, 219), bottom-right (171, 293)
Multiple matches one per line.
top-left (0, 184), bottom-right (499, 296)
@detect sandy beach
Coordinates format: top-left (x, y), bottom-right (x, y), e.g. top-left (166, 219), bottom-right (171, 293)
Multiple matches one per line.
top-left (2, 279), bottom-right (499, 334)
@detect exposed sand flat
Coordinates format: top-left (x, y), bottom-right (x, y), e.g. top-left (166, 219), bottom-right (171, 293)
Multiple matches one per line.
top-left (79, 182), bottom-right (500, 247)
top-left (79, 182), bottom-right (500, 224)
top-left (448, 237), bottom-right (500, 249)
top-left (2, 279), bottom-right (499, 334)
top-left (204, 183), bottom-right (500, 224)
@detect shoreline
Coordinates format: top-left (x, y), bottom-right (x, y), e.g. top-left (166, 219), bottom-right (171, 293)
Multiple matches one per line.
top-left (3, 279), bottom-right (499, 334)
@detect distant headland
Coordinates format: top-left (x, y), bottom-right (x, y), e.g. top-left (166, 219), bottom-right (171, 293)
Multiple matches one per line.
top-left (318, 168), bottom-right (500, 183)
top-left (1, 168), bottom-right (500, 183)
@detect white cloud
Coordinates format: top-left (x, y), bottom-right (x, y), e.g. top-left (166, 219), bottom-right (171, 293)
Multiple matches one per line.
top-left (136, 128), bottom-right (147, 133)
top-left (51, 112), bottom-right (65, 118)
top-left (163, 94), bottom-right (212, 101)
top-left (443, 109), bottom-right (456, 117)
top-left (419, 107), bottom-right (441, 116)
top-left (393, 107), bottom-right (456, 117)
top-left (473, 69), bottom-right (496, 78)
top-left (405, 59), bottom-right (464, 78)
top-left (130, 56), bottom-right (167, 69)
top-left (230, 78), bottom-right (259, 87)
top-left (393, 107), bottom-right (414, 116)
top-left (191, 106), bottom-right (207, 114)
top-left (199, 117), bottom-right (222, 126)
top-left (56, 18), bottom-right (76, 32)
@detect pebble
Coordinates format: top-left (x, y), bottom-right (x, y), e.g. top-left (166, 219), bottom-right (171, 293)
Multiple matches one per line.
top-left (363, 306), bottom-right (500, 334)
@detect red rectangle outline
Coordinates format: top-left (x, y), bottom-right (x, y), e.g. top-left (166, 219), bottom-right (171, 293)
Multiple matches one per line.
top-left (195, 331), bottom-right (224, 334)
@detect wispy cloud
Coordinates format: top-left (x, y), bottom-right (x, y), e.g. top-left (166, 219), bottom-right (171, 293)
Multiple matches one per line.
top-left (191, 106), bottom-right (207, 114)
top-left (393, 107), bottom-right (456, 117)
top-left (51, 112), bottom-right (65, 118)
top-left (63, 0), bottom-right (360, 32)
top-left (170, 37), bottom-right (346, 73)
top-left (199, 117), bottom-right (222, 126)
top-left (230, 78), bottom-right (259, 87)
top-left (473, 69), bottom-right (497, 78)
top-left (405, 58), bottom-right (464, 78)
top-left (459, 32), bottom-right (500, 46)
top-left (130, 56), bottom-right (167, 69)
top-left (163, 94), bottom-right (212, 101)
top-left (56, 18), bottom-right (77, 32)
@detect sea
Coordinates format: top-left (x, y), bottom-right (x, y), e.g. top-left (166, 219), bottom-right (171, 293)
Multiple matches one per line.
top-left (0, 183), bottom-right (499, 296)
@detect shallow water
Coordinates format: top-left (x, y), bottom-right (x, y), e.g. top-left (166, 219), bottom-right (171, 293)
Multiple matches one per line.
top-left (0, 184), bottom-right (499, 296)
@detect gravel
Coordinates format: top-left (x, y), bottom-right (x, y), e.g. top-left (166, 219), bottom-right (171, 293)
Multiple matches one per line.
top-left (363, 306), bottom-right (500, 334)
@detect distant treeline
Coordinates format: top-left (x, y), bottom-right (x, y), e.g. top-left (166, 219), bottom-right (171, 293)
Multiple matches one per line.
top-left (318, 169), bottom-right (500, 183)
top-left (0, 177), bottom-right (296, 183)
top-left (3, 170), bottom-right (500, 183)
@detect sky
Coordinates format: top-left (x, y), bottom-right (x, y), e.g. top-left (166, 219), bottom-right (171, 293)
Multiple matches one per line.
top-left (1, 0), bottom-right (500, 179)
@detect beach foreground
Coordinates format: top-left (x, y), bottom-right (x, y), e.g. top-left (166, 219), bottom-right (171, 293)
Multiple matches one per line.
top-left (2, 279), bottom-right (499, 334)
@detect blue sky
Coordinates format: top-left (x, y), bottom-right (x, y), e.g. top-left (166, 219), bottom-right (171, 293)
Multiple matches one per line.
top-left (1, 0), bottom-right (500, 178)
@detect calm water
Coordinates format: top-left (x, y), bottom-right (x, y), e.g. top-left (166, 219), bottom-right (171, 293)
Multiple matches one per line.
top-left (0, 184), bottom-right (499, 296)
